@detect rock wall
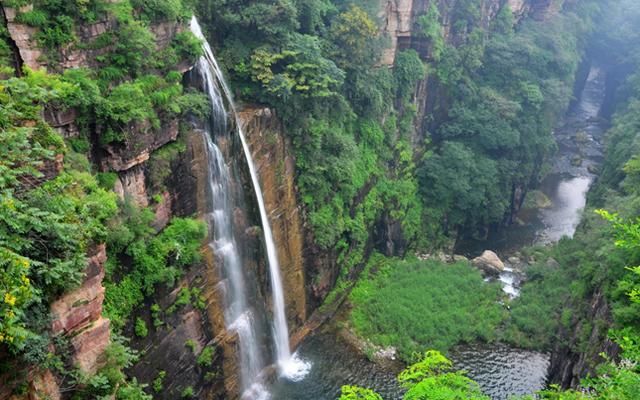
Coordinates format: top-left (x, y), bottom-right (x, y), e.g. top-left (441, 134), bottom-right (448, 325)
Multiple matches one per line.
top-left (548, 289), bottom-right (620, 388)
top-left (378, 0), bottom-right (567, 79)
top-left (379, 0), bottom-right (415, 66)
top-left (50, 245), bottom-right (110, 374)
top-left (0, 4), bottom-right (211, 399)
top-left (239, 107), bottom-right (307, 327)
top-left (0, 247), bottom-right (110, 399)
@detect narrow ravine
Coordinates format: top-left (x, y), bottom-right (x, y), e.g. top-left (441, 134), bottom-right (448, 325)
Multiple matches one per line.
top-left (269, 65), bottom-right (608, 400)
top-left (450, 65), bottom-right (607, 399)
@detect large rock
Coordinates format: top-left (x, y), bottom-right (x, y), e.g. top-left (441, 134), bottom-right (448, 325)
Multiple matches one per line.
top-left (472, 250), bottom-right (505, 275)
top-left (50, 244), bottom-right (110, 374)
top-left (51, 245), bottom-right (107, 335)
top-left (378, 0), bottom-right (414, 66)
top-left (100, 118), bottom-right (179, 171)
top-left (2, 5), bottom-right (44, 70)
top-left (114, 165), bottom-right (149, 207)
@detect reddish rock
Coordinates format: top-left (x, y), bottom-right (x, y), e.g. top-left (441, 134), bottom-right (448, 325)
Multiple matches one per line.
top-left (114, 165), bottom-right (149, 207)
top-left (27, 369), bottom-right (61, 400)
top-left (238, 106), bottom-right (308, 327)
top-left (51, 245), bottom-right (107, 335)
top-left (70, 317), bottom-right (111, 374)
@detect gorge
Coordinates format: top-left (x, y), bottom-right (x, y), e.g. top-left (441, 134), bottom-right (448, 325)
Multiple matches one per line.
top-left (0, 0), bottom-right (639, 400)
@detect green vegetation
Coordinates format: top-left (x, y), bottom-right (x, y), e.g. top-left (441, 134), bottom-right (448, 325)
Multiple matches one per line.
top-left (197, 346), bottom-right (214, 367)
top-left (2, 0), bottom-right (639, 398)
top-left (350, 255), bottom-right (506, 360)
top-left (104, 205), bottom-right (206, 330)
top-left (72, 338), bottom-right (152, 400)
top-left (11, 0), bottom-right (207, 147)
top-left (152, 370), bottom-right (166, 392)
top-left (181, 386), bottom-right (195, 398)
top-left (505, 210), bottom-right (640, 398)
top-left (0, 2), bottom-right (210, 396)
top-left (197, 0), bottom-right (426, 279)
top-left (0, 67), bottom-right (117, 351)
top-left (340, 351), bottom-right (489, 400)
top-left (184, 339), bottom-right (197, 353)
top-left (134, 318), bottom-right (148, 338)
top-left (418, 3), bottom-right (601, 237)
top-left (196, 0), bottom-right (603, 291)
top-left (339, 386), bottom-right (383, 400)
top-left (493, 2), bottom-right (640, 397)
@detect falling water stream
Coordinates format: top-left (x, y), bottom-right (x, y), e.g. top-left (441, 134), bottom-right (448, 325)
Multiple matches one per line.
top-left (190, 17), bottom-right (309, 399)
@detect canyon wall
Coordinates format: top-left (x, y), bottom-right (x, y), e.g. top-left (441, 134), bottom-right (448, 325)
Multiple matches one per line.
top-left (0, 4), bottom-right (220, 399)
top-left (239, 107), bottom-right (307, 327)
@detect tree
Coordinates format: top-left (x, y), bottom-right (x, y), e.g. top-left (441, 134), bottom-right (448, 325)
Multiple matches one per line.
top-left (329, 5), bottom-right (378, 68)
top-left (339, 351), bottom-right (489, 400)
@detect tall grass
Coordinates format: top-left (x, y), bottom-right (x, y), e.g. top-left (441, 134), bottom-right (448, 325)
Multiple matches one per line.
top-left (349, 255), bottom-right (507, 360)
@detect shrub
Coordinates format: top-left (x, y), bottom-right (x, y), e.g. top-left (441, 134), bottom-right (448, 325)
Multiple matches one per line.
top-left (134, 318), bottom-right (148, 338)
top-left (181, 386), bottom-right (195, 398)
top-left (197, 346), bottom-right (214, 367)
top-left (131, 0), bottom-right (191, 22)
top-left (103, 211), bottom-right (206, 330)
top-left (152, 371), bottom-right (166, 392)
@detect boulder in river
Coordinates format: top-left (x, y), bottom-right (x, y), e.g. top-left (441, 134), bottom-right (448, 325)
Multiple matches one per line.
top-left (472, 250), bottom-right (505, 275)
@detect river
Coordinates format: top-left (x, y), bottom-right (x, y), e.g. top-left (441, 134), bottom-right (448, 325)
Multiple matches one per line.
top-left (452, 65), bottom-right (606, 399)
top-left (269, 66), bottom-right (607, 399)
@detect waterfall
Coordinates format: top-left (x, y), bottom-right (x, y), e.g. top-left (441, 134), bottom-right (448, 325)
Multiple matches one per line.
top-left (195, 52), bottom-right (269, 399)
top-left (190, 16), bottom-right (309, 392)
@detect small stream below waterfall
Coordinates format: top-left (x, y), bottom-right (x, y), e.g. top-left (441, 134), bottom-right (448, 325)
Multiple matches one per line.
top-left (270, 66), bottom-right (607, 399)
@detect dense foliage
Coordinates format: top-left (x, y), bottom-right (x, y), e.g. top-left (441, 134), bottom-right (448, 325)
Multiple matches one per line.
top-left (195, 0), bottom-right (604, 288)
top-left (197, 0), bottom-right (426, 278)
top-left (494, 2), bottom-right (640, 397)
top-left (104, 204), bottom-right (205, 330)
top-left (12, 0), bottom-right (207, 146)
top-left (418, 2), bottom-right (600, 239)
top-left (1, 1), bottom-right (208, 398)
top-left (343, 1), bottom-right (640, 397)
top-left (339, 351), bottom-right (489, 400)
top-left (0, 68), bottom-right (117, 350)
top-left (349, 255), bottom-right (506, 360)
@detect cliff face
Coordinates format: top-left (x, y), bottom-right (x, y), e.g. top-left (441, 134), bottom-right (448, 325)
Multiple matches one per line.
top-left (548, 289), bottom-right (620, 388)
top-left (0, 4), bottom-right (212, 399)
top-left (379, 0), bottom-right (547, 68)
top-left (0, 245), bottom-right (109, 400)
top-left (239, 107), bottom-right (308, 327)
